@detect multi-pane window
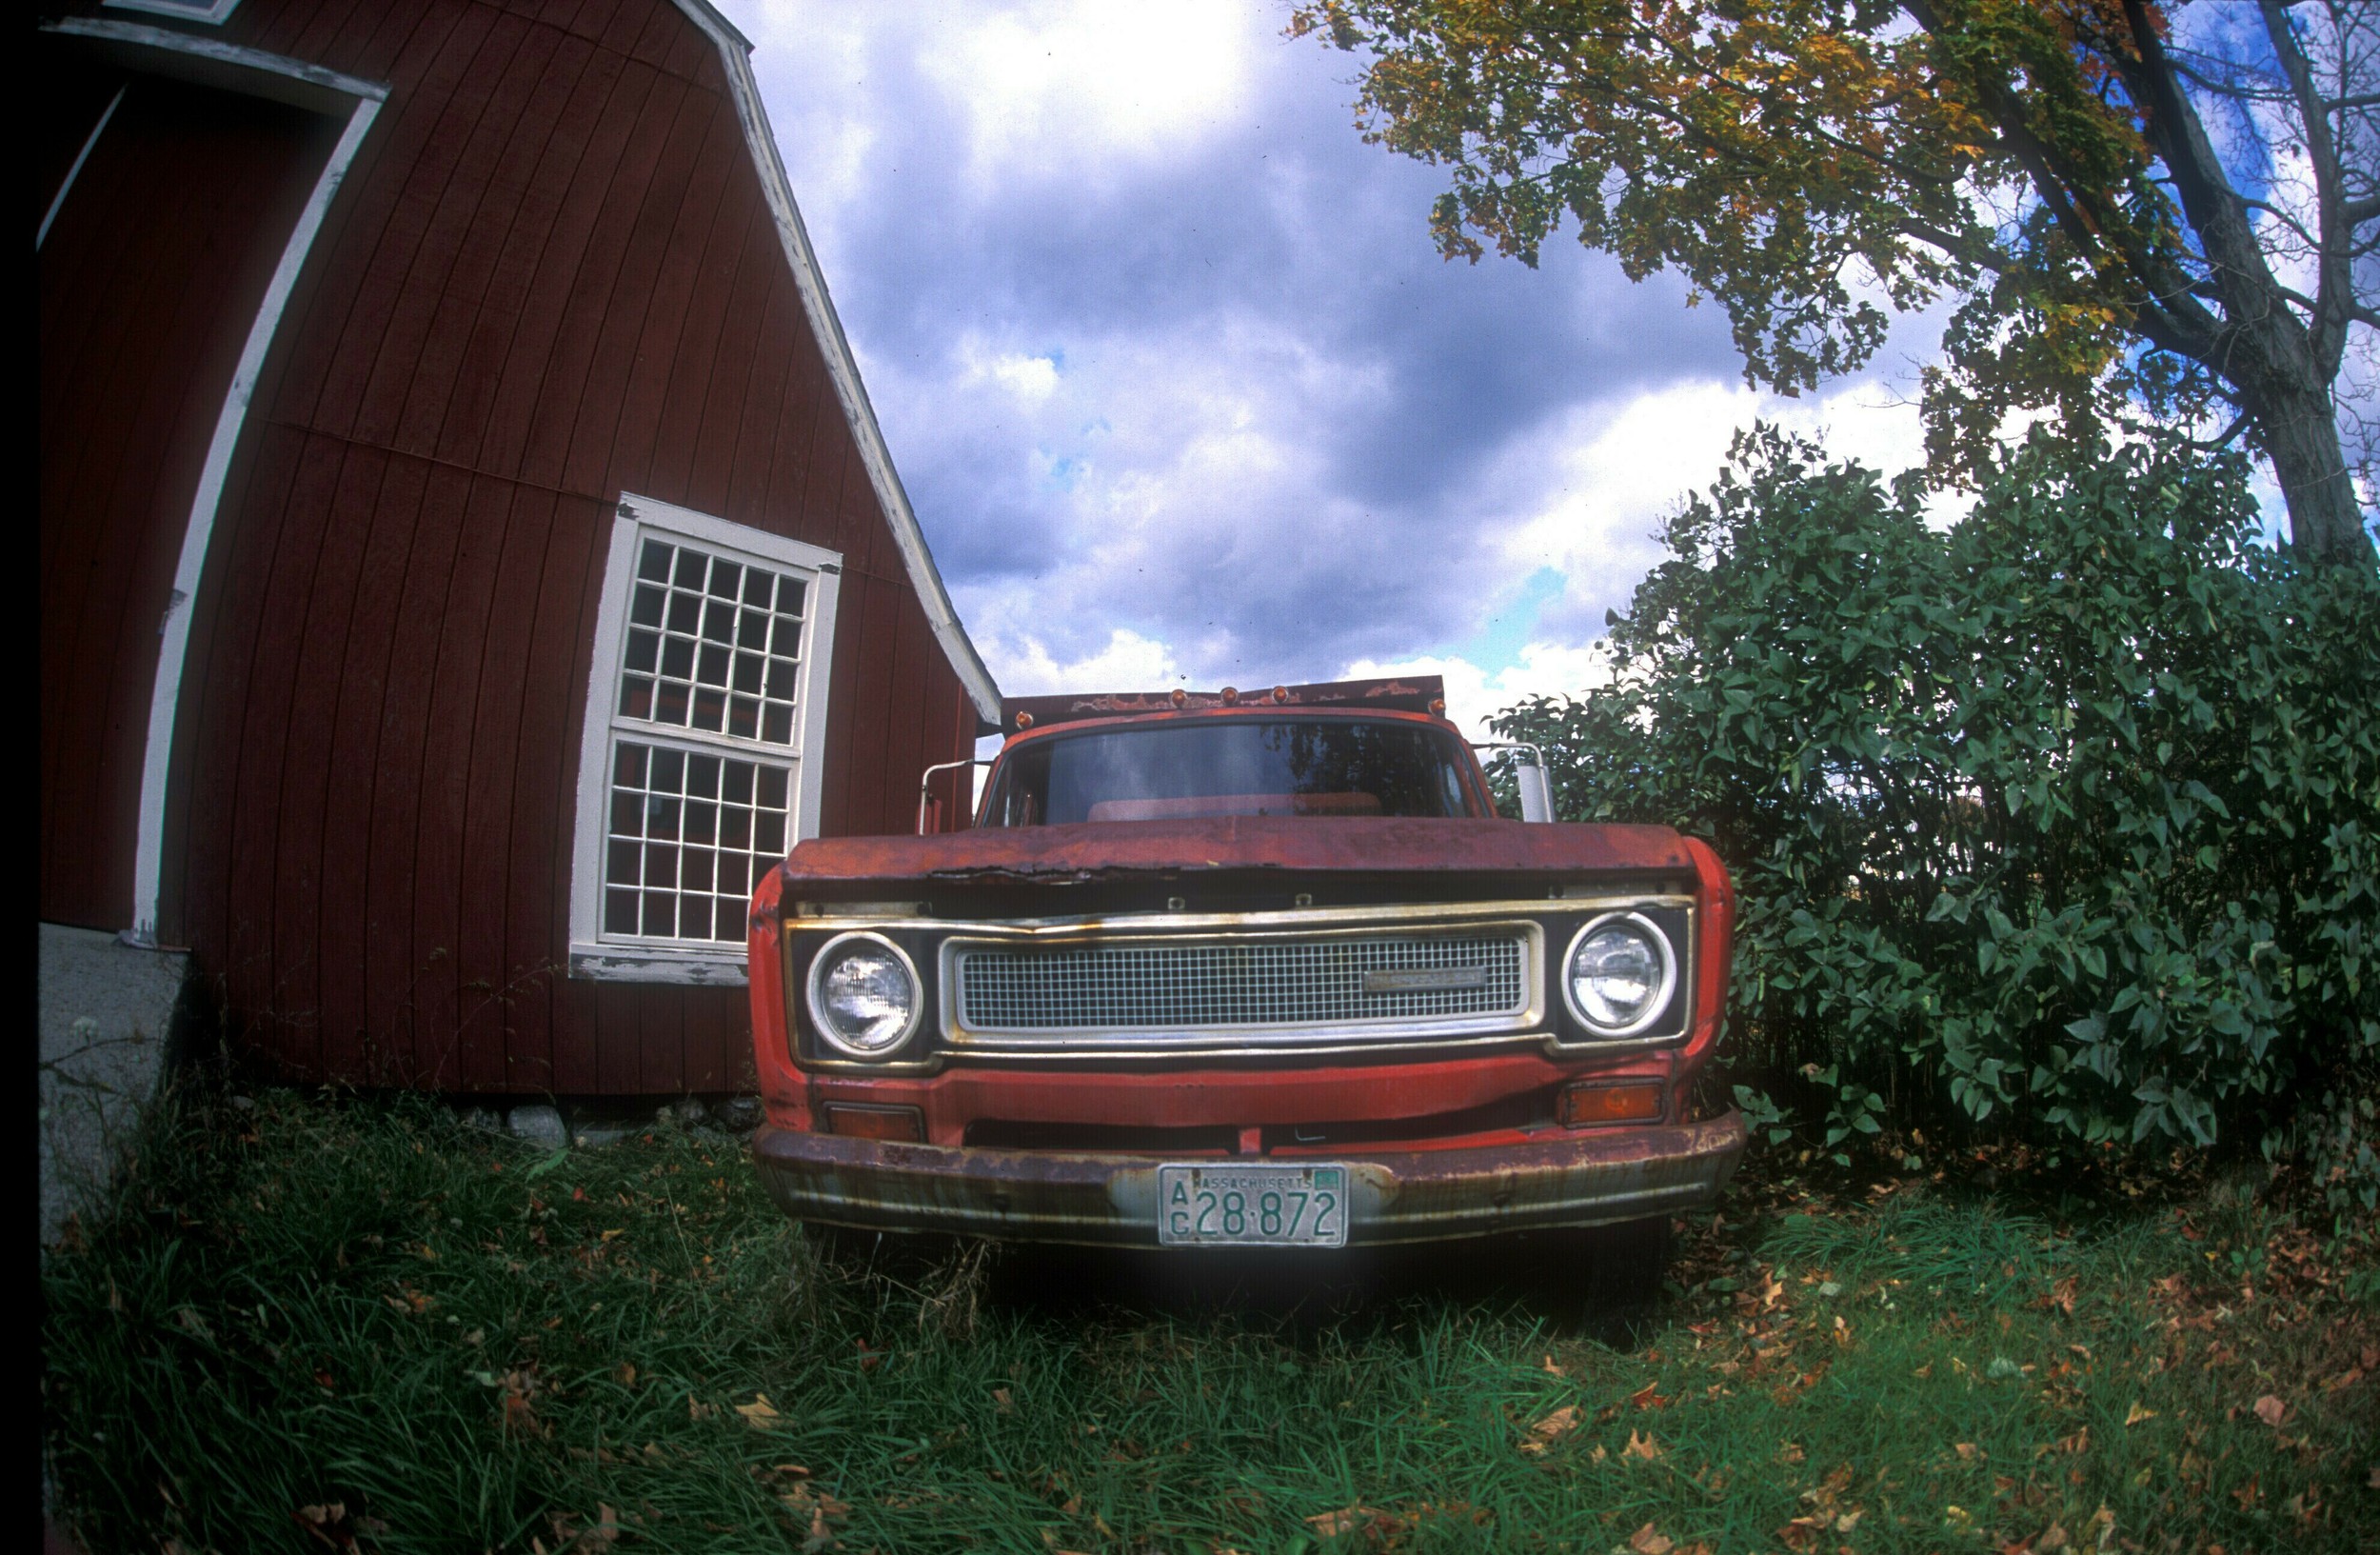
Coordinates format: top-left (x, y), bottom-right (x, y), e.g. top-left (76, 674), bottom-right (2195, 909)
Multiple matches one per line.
top-left (618, 537), bottom-right (808, 744)
top-left (603, 740), bottom-right (791, 943)
top-left (571, 496), bottom-right (841, 979)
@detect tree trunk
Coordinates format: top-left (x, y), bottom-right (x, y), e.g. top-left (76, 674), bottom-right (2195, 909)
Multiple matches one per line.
top-left (2251, 379), bottom-right (2372, 568)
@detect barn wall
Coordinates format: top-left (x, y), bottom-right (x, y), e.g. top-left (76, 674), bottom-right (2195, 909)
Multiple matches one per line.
top-left (45, 0), bottom-right (978, 1092)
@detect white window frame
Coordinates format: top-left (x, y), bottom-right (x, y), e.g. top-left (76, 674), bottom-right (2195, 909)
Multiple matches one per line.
top-left (568, 494), bottom-right (842, 984)
top-left (102, 0), bottom-right (245, 25)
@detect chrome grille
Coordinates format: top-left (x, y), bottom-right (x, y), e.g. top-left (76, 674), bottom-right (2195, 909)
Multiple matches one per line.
top-left (953, 931), bottom-right (1530, 1037)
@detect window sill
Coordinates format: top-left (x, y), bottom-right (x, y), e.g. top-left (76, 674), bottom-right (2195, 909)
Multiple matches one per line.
top-left (568, 944), bottom-right (749, 987)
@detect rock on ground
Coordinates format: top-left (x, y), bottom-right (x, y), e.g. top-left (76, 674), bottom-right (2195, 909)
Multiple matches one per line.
top-left (506, 1104), bottom-right (566, 1147)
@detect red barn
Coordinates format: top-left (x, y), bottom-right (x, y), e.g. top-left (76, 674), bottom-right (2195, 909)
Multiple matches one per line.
top-left (37, 0), bottom-right (1000, 1095)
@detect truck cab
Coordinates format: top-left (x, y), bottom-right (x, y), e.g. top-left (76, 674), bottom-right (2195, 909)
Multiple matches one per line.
top-left (744, 676), bottom-right (1744, 1259)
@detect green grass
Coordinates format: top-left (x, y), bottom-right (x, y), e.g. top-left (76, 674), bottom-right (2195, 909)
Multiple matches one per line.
top-left (41, 1085), bottom-right (2377, 1554)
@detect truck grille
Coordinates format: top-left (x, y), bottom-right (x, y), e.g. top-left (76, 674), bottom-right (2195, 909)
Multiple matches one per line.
top-left (951, 930), bottom-right (1531, 1039)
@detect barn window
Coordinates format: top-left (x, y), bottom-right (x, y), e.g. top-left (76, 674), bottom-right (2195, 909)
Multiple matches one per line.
top-left (569, 495), bottom-right (841, 983)
top-left (101, 0), bottom-right (245, 23)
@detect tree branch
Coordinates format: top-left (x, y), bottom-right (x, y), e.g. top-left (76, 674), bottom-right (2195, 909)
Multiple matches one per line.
top-left (2259, 0), bottom-right (2359, 377)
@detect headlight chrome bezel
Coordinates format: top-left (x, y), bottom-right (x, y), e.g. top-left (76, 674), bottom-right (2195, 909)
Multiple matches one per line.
top-left (805, 930), bottom-right (924, 1060)
top-left (1559, 911), bottom-right (1677, 1038)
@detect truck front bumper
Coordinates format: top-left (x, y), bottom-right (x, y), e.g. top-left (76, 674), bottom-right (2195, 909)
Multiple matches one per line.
top-left (750, 1111), bottom-right (1746, 1247)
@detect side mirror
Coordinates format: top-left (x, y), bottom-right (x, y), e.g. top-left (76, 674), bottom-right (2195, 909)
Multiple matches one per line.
top-left (1471, 742), bottom-right (1555, 823)
top-left (917, 757), bottom-right (994, 835)
top-left (1516, 754), bottom-right (1554, 824)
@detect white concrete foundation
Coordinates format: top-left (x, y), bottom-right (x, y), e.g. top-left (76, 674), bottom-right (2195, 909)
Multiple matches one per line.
top-left (39, 924), bottom-right (190, 1247)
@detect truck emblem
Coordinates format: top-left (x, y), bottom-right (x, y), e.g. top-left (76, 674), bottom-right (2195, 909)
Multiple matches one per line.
top-left (1361, 967), bottom-right (1490, 993)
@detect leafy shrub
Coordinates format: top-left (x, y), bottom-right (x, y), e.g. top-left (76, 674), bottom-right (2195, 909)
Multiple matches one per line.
top-left (1497, 429), bottom-right (2379, 1167)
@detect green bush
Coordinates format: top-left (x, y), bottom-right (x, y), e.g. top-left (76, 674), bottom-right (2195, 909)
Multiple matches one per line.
top-left (1497, 429), bottom-right (2379, 1174)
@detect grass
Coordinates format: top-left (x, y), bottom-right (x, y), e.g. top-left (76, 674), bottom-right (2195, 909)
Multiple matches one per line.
top-left (40, 1083), bottom-right (2377, 1555)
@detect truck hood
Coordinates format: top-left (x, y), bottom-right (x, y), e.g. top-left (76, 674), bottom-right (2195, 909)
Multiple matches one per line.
top-left (779, 817), bottom-right (1693, 888)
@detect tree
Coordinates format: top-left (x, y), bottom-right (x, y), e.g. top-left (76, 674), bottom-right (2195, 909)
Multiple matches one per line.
top-left (1293, 0), bottom-right (2378, 565)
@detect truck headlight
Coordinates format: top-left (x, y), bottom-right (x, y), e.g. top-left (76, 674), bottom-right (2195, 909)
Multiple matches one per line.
top-left (1562, 913), bottom-right (1675, 1037)
top-left (807, 932), bottom-right (922, 1058)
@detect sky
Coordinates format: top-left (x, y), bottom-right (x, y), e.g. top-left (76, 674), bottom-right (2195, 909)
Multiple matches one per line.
top-left (719, 0), bottom-right (1966, 740)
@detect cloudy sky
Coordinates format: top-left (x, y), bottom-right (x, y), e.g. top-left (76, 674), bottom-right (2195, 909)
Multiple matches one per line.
top-left (721, 0), bottom-right (1956, 737)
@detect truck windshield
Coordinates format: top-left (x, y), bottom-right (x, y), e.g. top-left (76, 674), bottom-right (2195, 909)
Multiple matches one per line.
top-left (979, 717), bottom-right (1483, 826)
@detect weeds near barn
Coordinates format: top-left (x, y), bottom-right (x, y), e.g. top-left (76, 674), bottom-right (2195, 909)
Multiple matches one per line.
top-left (42, 1087), bottom-right (2378, 1554)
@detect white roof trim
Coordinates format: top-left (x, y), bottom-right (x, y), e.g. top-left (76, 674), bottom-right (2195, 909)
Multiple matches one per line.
top-left (670, 0), bottom-right (1002, 725)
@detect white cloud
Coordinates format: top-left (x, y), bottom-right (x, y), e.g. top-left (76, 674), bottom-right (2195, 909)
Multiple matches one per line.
top-left (957, 334), bottom-right (1063, 404)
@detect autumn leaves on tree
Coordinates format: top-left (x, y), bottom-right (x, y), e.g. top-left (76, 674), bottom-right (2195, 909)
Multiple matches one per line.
top-left (1296, 0), bottom-right (2376, 563)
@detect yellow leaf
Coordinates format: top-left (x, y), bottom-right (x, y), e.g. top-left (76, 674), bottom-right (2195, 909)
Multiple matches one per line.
top-left (736, 1394), bottom-right (784, 1428)
top-left (2124, 1402), bottom-right (2155, 1426)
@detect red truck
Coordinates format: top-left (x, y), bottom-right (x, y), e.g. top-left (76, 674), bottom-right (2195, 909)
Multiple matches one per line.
top-left (744, 676), bottom-right (1743, 1282)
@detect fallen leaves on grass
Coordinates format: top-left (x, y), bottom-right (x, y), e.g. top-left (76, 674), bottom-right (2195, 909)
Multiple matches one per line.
top-left (736, 1394), bottom-right (784, 1428)
top-left (2124, 1402), bottom-right (2156, 1425)
top-left (293, 1502), bottom-right (358, 1550)
top-left (1517, 1405), bottom-right (1580, 1454)
top-left (993, 1386), bottom-right (1015, 1413)
top-left (2252, 1394), bottom-right (2289, 1427)
top-left (1628, 1382), bottom-right (1671, 1410)
top-left (1622, 1429), bottom-right (1663, 1461)
top-left (492, 1368), bottom-right (549, 1440)
top-left (1304, 1505), bottom-right (1387, 1538)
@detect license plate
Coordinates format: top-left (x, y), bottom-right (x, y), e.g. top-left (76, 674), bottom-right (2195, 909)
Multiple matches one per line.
top-left (1156, 1164), bottom-right (1348, 1246)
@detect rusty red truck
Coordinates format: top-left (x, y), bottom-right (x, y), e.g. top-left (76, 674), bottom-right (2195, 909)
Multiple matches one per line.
top-left (744, 676), bottom-right (1743, 1274)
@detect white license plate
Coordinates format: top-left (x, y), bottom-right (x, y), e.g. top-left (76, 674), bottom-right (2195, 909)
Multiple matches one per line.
top-left (1156, 1164), bottom-right (1348, 1246)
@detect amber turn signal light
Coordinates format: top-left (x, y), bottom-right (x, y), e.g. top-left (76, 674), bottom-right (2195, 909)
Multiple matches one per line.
top-left (1557, 1082), bottom-right (1663, 1126)
top-left (819, 1104), bottom-right (924, 1142)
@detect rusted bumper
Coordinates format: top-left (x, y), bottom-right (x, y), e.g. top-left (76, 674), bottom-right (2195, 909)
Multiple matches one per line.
top-left (749, 1111), bottom-right (1746, 1247)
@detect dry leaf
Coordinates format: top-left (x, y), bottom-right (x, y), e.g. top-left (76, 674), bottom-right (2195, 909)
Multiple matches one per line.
top-left (612, 1363), bottom-right (636, 1387)
top-left (1775, 1514), bottom-right (1827, 1552)
top-left (2037, 1523), bottom-right (2071, 1550)
top-left (1628, 1522), bottom-right (1675, 1554)
top-left (993, 1387), bottom-right (1014, 1414)
top-left (1518, 1405), bottom-right (1581, 1454)
top-left (2049, 1276), bottom-right (2077, 1315)
top-left (1628, 1383), bottom-right (1671, 1411)
top-left (2123, 1402), bottom-right (2155, 1426)
top-left (1955, 1442), bottom-right (1980, 1461)
top-left (1542, 1354), bottom-right (1566, 1377)
top-left (737, 1394), bottom-right (784, 1428)
top-left (2252, 1394), bottom-right (2287, 1427)
top-left (1622, 1429), bottom-right (1663, 1461)
top-left (1304, 1505), bottom-right (1378, 1537)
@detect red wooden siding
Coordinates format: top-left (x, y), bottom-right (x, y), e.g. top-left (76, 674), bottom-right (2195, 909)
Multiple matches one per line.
top-left (39, 65), bottom-right (343, 930)
top-left (43, 0), bottom-right (980, 1092)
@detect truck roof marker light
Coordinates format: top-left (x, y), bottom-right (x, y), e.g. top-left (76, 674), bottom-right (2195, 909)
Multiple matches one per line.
top-left (1429, 698), bottom-right (1447, 716)
top-left (1015, 710), bottom-right (1034, 729)
top-left (1170, 688), bottom-right (1187, 708)
top-left (1271, 686), bottom-right (1289, 704)
top-left (1220, 686), bottom-right (1240, 706)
